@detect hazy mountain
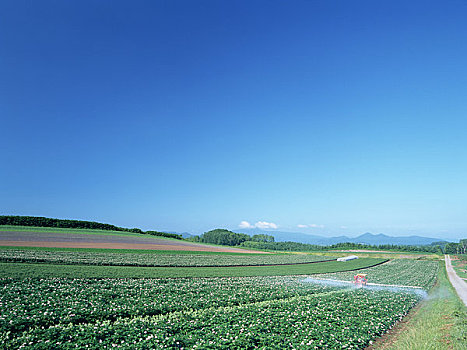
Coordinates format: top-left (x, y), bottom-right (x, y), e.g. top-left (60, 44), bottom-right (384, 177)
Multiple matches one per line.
top-left (235, 228), bottom-right (445, 246)
top-left (351, 232), bottom-right (444, 246)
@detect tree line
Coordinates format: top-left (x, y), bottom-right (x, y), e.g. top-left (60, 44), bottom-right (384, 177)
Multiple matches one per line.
top-left (325, 242), bottom-right (444, 253)
top-left (190, 228), bottom-right (465, 254)
top-left (188, 229), bottom-right (275, 246)
top-left (241, 240), bottom-right (321, 251)
top-left (442, 239), bottom-right (467, 254)
top-left (243, 239), bottom-right (467, 253)
top-left (0, 216), bottom-right (182, 240)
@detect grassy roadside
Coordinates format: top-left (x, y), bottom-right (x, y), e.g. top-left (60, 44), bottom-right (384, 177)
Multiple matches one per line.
top-left (451, 255), bottom-right (467, 279)
top-left (373, 261), bottom-right (466, 350)
top-left (0, 258), bottom-right (387, 278)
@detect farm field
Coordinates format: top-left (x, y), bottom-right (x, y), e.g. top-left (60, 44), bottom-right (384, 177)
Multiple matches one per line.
top-left (0, 225), bottom-right (152, 236)
top-left (0, 228), bottom-right (263, 253)
top-left (0, 228), bottom-right (449, 349)
top-left (1, 275), bottom-right (423, 349)
top-left (309, 250), bottom-right (442, 260)
top-left (0, 276), bottom-right (346, 336)
top-left (0, 258), bottom-right (386, 278)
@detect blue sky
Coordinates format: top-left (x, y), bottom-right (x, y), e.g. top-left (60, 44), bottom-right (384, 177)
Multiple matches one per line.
top-left (1, 1), bottom-right (466, 239)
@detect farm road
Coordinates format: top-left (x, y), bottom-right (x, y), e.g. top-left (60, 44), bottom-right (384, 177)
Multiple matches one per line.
top-left (445, 255), bottom-right (467, 306)
top-left (0, 231), bottom-right (266, 253)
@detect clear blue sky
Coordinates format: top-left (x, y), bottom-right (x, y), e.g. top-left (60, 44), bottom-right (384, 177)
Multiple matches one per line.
top-left (1, 1), bottom-right (466, 239)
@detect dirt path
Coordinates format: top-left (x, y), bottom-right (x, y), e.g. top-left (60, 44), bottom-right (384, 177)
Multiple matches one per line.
top-left (445, 254), bottom-right (467, 306)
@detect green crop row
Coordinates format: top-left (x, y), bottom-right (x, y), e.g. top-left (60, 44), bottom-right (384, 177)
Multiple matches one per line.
top-left (4, 288), bottom-right (422, 349)
top-left (0, 249), bottom-right (334, 267)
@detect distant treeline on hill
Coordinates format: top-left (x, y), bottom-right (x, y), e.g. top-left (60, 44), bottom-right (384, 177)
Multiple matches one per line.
top-left (0, 216), bottom-right (182, 240)
top-left (190, 228), bottom-right (466, 254)
top-left (242, 241), bottom-right (443, 253)
top-left (189, 229), bottom-right (358, 252)
top-left (328, 240), bottom-right (466, 254)
top-left (241, 240), bottom-right (322, 252)
top-left (189, 229), bottom-right (274, 246)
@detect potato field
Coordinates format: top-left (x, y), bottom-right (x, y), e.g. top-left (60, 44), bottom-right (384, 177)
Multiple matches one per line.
top-left (0, 256), bottom-right (439, 349)
top-left (317, 259), bottom-right (439, 289)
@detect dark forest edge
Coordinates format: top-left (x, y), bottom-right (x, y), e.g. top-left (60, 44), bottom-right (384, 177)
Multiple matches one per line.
top-left (1, 216), bottom-right (466, 254)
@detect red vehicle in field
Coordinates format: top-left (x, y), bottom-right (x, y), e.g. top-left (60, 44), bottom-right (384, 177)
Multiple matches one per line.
top-left (354, 273), bottom-right (367, 286)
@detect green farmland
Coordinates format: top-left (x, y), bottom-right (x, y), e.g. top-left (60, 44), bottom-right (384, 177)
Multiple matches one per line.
top-left (0, 258), bottom-right (386, 278)
top-left (0, 227), bottom-right (464, 349)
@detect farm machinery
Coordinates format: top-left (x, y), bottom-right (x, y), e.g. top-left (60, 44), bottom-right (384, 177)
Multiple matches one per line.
top-left (353, 273), bottom-right (367, 287)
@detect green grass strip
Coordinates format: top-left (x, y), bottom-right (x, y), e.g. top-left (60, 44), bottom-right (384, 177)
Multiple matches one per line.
top-left (0, 258), bottom-right (387, 278)
top-left (451, 257), bottom-right (467, 279)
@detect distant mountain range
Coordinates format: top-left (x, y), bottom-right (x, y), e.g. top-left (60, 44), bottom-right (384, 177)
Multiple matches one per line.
top-left (235, 228), bottom-right (446, 246)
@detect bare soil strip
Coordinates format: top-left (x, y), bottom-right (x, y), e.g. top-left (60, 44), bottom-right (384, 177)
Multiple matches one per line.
top-left (445, 254), bottom-right (467, 306)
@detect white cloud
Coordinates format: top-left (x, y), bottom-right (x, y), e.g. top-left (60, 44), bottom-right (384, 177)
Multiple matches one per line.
top-left (239, 221), bottom-right (278, 229)
top-left (255, 221), bottom-right (278, 229)
top-left (239, 221), bottom-right (253, 229)
top-left (340, 226), bottom-right (348, 229)
top-left (297, 224), bottom-right (308, 228)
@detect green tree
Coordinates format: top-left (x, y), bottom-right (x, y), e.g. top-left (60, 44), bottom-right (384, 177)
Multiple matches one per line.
top-left (252, 234), bottom-right (275, 243)
top-left (200, 229), bottom-right (250, 246)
